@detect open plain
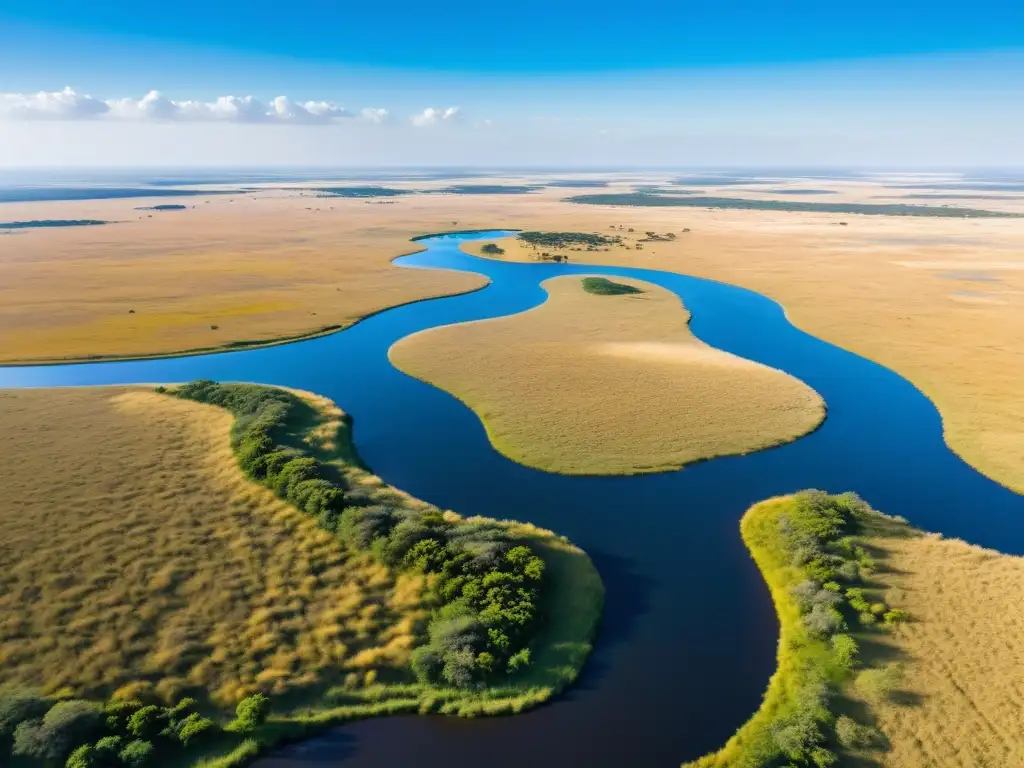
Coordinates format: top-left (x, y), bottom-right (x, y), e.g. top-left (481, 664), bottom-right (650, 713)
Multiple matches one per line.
top-left (2, 175), bottom-right (1023, 493)
top-left (390, 274), bottom-right (825, 474)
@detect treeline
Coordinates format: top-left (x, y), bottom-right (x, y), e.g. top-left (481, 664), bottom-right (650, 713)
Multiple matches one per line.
top-left (0, 688), bottom-right (268, 768)
top-left (694, 491), bottom-right (908, 768)
top-left (169, 381), bottom-right (549, 688)
top-left (518, 231), bottom-right (622, 248)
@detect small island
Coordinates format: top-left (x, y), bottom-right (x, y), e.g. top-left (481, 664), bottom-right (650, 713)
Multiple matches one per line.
top-left (0, 219), bottom-right (109, 230)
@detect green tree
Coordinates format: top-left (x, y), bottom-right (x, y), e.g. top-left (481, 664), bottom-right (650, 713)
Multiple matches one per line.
top-left (234, 694), bottom-right (270, 731)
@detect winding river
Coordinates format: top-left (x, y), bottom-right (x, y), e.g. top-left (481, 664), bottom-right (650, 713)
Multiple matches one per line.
top-left (3, 231), bottom-right (1024, 767)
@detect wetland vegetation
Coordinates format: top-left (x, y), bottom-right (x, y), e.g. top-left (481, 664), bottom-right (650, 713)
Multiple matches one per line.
top-left (566, 192), bottom-right (1023, 217)
top-left (689, 491), bottom-right (906, 768)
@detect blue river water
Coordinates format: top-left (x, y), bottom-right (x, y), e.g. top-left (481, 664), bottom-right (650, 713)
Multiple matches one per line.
top-left (3, 231), bottom-right (1023, 767)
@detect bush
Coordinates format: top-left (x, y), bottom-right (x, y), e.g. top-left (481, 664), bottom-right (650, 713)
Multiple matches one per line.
top-left (835, 715), bottom-right (882, 750)
top-left (119, 740), bottom-right (154, 767)
top-left (0, 688), bottom-right (48, 745)
top-left (234, 694), bottom-right (270, 731)
top-left (127, 705), bottom-right (162, 740)
top-left (13, 700), bottom-right (103, 764)
top-left (831, 634), bottom-right (858, 669)
top-left (883, 609), bottom-right (909, 625)
top-left (855, 664), bottom-right (904, 704)
top-left (175, 713), bottom-right (216, 746)
top-left (66, 744), bottom-right (98, 768)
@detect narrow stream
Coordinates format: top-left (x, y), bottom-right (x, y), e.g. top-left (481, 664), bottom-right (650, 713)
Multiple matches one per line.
top-left (3, 231), bottom-right (1022, 767)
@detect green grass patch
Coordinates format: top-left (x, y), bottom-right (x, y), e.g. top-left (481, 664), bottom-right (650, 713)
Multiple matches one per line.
top-left (687, 491), bottom-right (902, 768)
top-left (580, 277), bottom-right (643, 296)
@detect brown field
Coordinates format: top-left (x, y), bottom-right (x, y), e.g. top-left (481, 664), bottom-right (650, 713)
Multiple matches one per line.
top-left (2, 175), bottom-right (1023, 489)
top-left (850, 516), bottom-right (1024, 768)
top-left (0, 387), bottom-right (423, 706)
top-left (389, 274), bottom-right (824, 474)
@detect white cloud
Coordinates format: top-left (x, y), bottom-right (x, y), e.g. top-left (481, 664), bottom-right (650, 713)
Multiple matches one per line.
top-left (411, 106), bottom-right (460, 127)
top-left (1, 87), bottom-right (378, 124)
top-left (0, 86), bottom-right (109, 120)
top-left (359, 107), bottom-right (389, 123)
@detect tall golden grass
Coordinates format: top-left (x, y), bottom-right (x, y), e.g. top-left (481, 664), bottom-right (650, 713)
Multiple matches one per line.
top-left (0, 387), bottom-right (422, 706)
top-left (390, 275), bottom-right (824, 475)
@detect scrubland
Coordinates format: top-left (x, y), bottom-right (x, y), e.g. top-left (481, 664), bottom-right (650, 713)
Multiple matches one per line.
top-left (390, 274), bottom-right (824, 474)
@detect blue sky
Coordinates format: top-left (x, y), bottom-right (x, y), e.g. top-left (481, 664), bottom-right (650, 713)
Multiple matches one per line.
top-left (1, 1), bottom-right (1022, 166)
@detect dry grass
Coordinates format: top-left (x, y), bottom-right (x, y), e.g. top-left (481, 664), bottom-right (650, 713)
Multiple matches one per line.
top-left (4, 174), bottom-right (1023, 489)
top-left (849, 520), bottom-right (1024, 768)
top-left (0, 386), bottom-right (425, 706)
top-left (390, 275), bottom-right (824, 474)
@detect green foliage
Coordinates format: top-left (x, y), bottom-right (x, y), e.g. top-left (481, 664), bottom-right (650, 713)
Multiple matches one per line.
top-left (174, 713), bottom-right (217, 746)
top-left (883, 608), bottom-right (908, 625)
top-left (479, 243), bottom-right (505, 255)
top-left (0, 687), bottom-right (48, 748)
top-left (12, 700), bottom-right (103, 764)
top-left (233, 694), bottom-right (269, 732)
top-left (834, 715), bottom-right (882, 750)
top-left (580, 277), bottom-right (643, 296)
top-left (168, 381), bottom-right (552, 689)
top-left (830, 634), bottom-right (858, 670)
top-left (518, 231), bottom-right (622, 249)
top-left (126, 705), bottom-right (162, 740)
top-left (855, 663), bottom-right (904, 704)
top-left (118, 740), bottom-right (153, 767)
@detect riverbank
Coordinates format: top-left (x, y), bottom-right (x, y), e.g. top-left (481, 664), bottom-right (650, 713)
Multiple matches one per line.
top-left (458, 220), bottom-right (1024, 496)
top-left (690, 490), bottom-right (1024, 768)
top-left (390, 274), bottom-right (824, 475)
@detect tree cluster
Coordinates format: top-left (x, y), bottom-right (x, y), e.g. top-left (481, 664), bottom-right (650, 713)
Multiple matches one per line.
top-left (170, 381), bottom-right (550, 690)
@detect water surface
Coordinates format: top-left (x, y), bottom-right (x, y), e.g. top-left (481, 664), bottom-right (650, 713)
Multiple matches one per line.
top-left (3, 231), bottom-right (1023, 767)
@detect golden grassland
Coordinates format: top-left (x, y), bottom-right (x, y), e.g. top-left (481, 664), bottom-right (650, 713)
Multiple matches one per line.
top-left (848, 514), bottom-right (1024, 768)
top-left (0, 386), bottom-right (423, 706)
top-left (390, 274), bottom-right (824, 475)
top-left (0, 382), bottom-right (603, 766)
top-left (3, 175), bottom-right (1022, 489)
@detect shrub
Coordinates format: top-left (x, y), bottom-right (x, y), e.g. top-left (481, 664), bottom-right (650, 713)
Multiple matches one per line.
top-left (810, 746), bottom-right (838, 767)
top-left (12, 700), bottom-right (103, 764)
top-left (66, 744), bottom-right (98, 768)
top-left (507, 648), bottom-right (531, 674)
top-left (831, 634), bottom-right (858, 669)
top-left (855, 664), bottom-right (904, 704)
top-left (0, 688), bottom-right (48, 745)
top-left (94, 735), bottom-right (123, 761)
top-left (175, 713), bottom-right (217, 746)
top-left (119, 739), bottom-right (154, 767)
top-left (803, 604), bottom-right (845, 637)
top-left (835, 715), bottom-right (882, 749)
top-left (234, 694), bottom-right (270, 731)
top-left (127, 705), bottom-right (162, 740)
top-left (103, 699), bottom-right (143, 732)
top-left (883, 609), bottom-right (909, 625)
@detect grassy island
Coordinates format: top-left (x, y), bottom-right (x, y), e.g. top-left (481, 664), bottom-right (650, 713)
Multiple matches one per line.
top-left (0, 383), bottom-right (602, 768)
top-left (391, 275), bottom-right (824, 475)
